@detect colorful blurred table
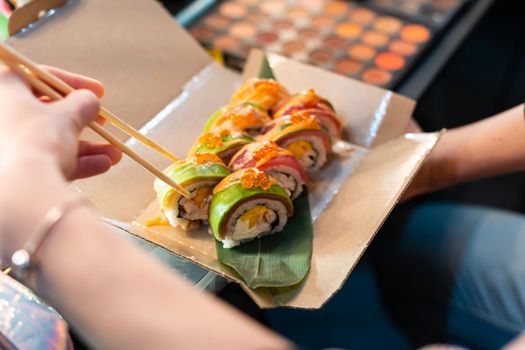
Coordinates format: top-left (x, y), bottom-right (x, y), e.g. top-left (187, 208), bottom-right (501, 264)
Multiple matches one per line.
top-left (165, 0), bottom-right (495, 100)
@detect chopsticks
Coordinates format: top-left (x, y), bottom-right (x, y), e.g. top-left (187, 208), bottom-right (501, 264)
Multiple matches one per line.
top-left (0, 43), bottom-right (179, 162)
top-left (0, 43), bottom-right (191, 198)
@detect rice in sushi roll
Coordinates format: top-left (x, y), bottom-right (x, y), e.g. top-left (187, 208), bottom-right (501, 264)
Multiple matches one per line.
top-left (154, 153), bottom-right (231, 231)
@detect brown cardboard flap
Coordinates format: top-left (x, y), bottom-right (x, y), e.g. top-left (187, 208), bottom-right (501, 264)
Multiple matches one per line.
top-left (8, 0), bottom-right (67, 36)
top-left (103, 218), bottom-right (245, 285)
top-left (7, 0), bottom-right (212, 136)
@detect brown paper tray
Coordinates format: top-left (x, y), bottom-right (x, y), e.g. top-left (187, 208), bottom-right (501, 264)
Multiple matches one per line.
top-left (72, 56), bottom-right (439, 308)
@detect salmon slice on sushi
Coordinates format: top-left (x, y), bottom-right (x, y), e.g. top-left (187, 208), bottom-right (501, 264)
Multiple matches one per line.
top-left (273, 89), bottom-right (343, 142)
top-left (262, 112), bottom-right (332, 171)
top-left (229, 140), bottom-right (307, 199)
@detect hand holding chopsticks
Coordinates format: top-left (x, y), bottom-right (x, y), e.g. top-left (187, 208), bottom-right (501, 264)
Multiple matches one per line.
top-left (0, 42), bottom-right (190, 198)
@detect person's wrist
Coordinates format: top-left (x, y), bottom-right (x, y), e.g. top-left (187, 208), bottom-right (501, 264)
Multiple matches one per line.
top-left (0, 148), bottom-right (60, 178)
top-left (426, 132), bottom-right (460, 193)
top-left (0, 151), bottom-right (72, 262)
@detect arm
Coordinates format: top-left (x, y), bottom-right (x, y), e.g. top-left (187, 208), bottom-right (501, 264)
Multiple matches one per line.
top-left (503, 332), bottom-right (525, 350)
top-left (5, 169), bottom-right (290, 350)
top-left (0, 67), bottom-right (291, 350)
top-left (404, 104), bottom-right (525, 200)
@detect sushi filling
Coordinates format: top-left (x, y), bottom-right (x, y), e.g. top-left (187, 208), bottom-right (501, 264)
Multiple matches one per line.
top-left (222, 198), bottom-right (289, 248)
top-left (164, 182), bottom-right (215, 230)
top-left (282, 136), bottom-right (327, 171)
top-left (178, 186), bottom-right (213, 221)
top-left (234, 206), bottom-right (277, 239)
top-left (267, 170), bottom-right (303, 199)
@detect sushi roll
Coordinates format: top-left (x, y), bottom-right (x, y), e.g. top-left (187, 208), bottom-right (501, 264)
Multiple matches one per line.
top-left (230, 78), bottom-right (290, 112)
top-left (210, 168), bottom-right (293, 248)
top-left (203, 102), bottom-right (272, 136)
top-left (261, 112), bottom-right (331, 171)
top-left (154, 153), bottom-right (231, 231)
top-left (189, 130), bottom-right (254, 164)
top-left (273, 89), bottom-right (342, 141)
top-left (229, 140), bottom-right (308, 199)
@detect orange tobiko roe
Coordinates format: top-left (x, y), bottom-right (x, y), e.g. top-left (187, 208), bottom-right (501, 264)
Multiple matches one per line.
top-left (198, 132), bottom-right (224, 148)
top-left (253, 141), bottom-right (280, 161)
top-left (290, 111), bottom-right (321, 129)
top-left (300, 89), bottom-right (321, 108)
top-left (231, 79), bottom-right (290, 111)
top-left (191, 153), bottom-right (225, 166)
top-left (239, 168), bottom-right (273, 190)
top-left (230, 111), bottom-right (260, 129)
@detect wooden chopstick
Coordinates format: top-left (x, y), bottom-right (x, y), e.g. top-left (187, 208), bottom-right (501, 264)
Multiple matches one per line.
top-left (0, 43), bottom-right (178, 162)
top-left (1, 59), bottom-right (191, 199)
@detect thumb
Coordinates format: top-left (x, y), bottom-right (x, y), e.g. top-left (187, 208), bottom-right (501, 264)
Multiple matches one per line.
top-left (51, 89), bottom-right (100, 132)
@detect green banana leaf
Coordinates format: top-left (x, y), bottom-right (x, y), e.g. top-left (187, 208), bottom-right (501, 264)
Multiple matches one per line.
top-left (258, 54), bottom-right (275, 80)
top-left (215, 55), bottom-right (314, 290)
top-left (216, 191), bottom-right (313, 288)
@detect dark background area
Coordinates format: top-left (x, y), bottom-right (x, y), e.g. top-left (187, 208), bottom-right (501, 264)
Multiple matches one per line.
top-left (413, 0), bottom-right (525, 214)
top-left (159, 0), bottom-right (192, 13)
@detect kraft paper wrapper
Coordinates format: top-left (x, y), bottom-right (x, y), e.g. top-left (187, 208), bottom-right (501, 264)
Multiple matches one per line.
top-left (7, 0), bottom-right (67, 36)
top-left (8, 0), bottom-right (440, 309)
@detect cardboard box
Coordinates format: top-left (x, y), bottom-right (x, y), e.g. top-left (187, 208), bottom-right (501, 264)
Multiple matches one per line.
top-left (8, 0), bottom-right (440, 309)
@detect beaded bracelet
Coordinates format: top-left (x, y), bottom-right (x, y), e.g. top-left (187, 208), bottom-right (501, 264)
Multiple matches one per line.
top-left (10, 196), bottom-right (90, 285)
